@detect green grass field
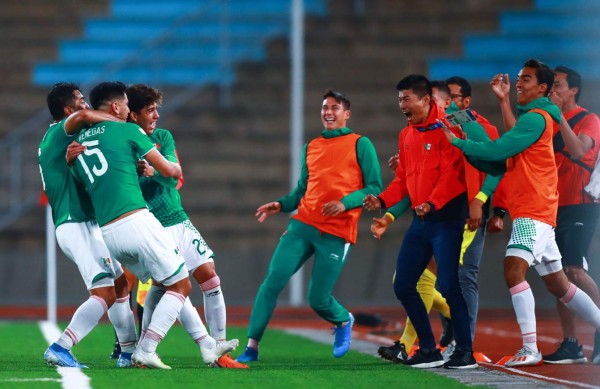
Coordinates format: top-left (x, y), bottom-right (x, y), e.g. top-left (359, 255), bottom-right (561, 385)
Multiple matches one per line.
top-left (0, 322), bottom-right (475, 388)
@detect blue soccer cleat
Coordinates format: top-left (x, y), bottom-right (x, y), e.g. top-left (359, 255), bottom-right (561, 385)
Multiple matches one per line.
top-left (332, 313), bottom-right (354, 358)
top-left (116, 352), bottom-right (133, 368)
top-left (235, 347), bottom-right (259, 363)
top-left (44, 343), bottom-right (88, 368)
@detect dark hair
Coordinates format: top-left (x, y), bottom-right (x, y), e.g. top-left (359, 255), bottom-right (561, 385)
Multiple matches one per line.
top-left (431, 80), bottom-right (450, 98)
top-left (46, 82), bottom-right (81, 121)
top-left (445, 76), bottom-right (472, 97)
top-left (323, 89), bottom-right (351, 110)
top-left (90, 81), bottom-right (128, 109)
top-left (396, 74), bottom-right (431, 99)
top-left (554, 65), bottom-right (582, 102)
top-left (126, 84), bottom-right (163, 114)
top-left (522, 59), bottom-right (554, 97)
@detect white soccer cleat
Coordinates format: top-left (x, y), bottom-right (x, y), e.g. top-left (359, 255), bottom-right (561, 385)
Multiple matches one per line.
top-left (201, 339), bottom-right (239, 366)
top-left (505, 346), bottom-right (542, 367)
top-left (132, 348), bottom-right (171, 369)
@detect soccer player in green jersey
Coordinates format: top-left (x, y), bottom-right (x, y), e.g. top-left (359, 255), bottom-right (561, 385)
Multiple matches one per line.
top-left (69, 81), bottom-right (236, 369)
top-left (126, 83), bottom-right (246, 368)
top-left (39, 82), bottom-right (138, 368)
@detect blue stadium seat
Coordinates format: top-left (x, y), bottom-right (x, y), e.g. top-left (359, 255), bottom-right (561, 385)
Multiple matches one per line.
top-left (32, 0), bottom-right (327, 87)
top-left (428, 0), bottom-right (600, 81)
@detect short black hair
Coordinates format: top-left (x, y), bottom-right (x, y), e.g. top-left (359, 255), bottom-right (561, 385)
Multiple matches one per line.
top-left (431, 80), bottom-right (450, 98)
top-left (445, 76), bottom-right (472, 97)
top-left (323, 89), bottom-right (351, 110)
top-left (46, 82), bottom-right (81, 121)
top-left (555, 65), bottom-right (582, 102)
top-left (523, 59), bottom-right (554, 97)
top-left (126, 84), bottom-right (163, 114)
top-left (90, 81), bottom-right (128, 109)
top-left (396, 74), bottom-right (431, 99)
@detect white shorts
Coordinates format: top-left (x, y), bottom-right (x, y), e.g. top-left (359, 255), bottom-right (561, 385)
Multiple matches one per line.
top-left (56, 220), bottom-right (123, 290)
top-left (506, 217), bottom-right (563, 276)
top-left (166, 219), bottom-right (214, 273)
top-left (100, 209), bottom-right (188, 286)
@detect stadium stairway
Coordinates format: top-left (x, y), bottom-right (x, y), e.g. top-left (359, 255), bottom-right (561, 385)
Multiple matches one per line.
top-left (32, 0), bottom-right (328, 86)
top-left (428, 0), bottom-right (600, 82)
top-left (0, 0), bottom-right (108, 137)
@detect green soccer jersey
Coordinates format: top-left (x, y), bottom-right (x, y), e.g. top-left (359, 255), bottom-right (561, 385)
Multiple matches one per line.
top-left (139, 128), bottom-right (188, 227)
top-left (72, 121), bottom-right (155, 226)
top-left (38, 118), bottom-right (95, 227)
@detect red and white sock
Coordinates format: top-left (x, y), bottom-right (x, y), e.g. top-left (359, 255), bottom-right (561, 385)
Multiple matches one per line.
top-left (141, 291), bottom-right (185, 353)
top-left (57, 296), bottom-right (107, 350)
top-left (561, 283), bottom-right (600, 330)
top-left (201, 276), bottom-right (226, 341)
top-left (510, 281), bottom-right (538, 352)
top-left (107, 295), bottom-right (137, 353)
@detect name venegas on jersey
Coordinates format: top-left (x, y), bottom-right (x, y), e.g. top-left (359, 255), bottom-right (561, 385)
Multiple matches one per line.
top-left (78, 125), bottom-right (105, 142)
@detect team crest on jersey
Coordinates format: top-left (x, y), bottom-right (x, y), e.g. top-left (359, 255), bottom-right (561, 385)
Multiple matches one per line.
top-left (156, 143), bottom-right (160, 149)
top-left (102, 257), bottom-right (112, 267)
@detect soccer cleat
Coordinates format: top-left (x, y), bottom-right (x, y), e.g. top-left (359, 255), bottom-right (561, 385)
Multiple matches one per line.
top-left (332, 313), bottom-right (354, 358)
top-left (438, 316), bottom-right (454, 348)
top-left (109, 339), bottom-right (121, 359)
top-left (443, 348), bottom-right (478, 369)
top-left (377, 341), bottom-right (408, 364)
top-left (212, 354), bottom-right (249, 369)
top-left (441, 340), bottom-right (455, 362)
top-left (132, 348), bottom-right (171, 369)
top-left (542, 339), bottom-right (587, 364)
top-left (202, 339), bottom-right (239, 366)
top-left (236, 346), bottom-right (259, 363)
top-left (505, 346), bottom-right (542, 367)
top-left (592, 331), bottom-right (600, 365)
top-left (405, 347), bottom-right (445, 369)
top-left (116, 352), bottom-right (133, 368)
top-left (44, 343), bottom-right (88, 368)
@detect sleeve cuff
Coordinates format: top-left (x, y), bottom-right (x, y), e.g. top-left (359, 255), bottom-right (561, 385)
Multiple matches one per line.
top-left (384, 212), bottom-right (395, 222)
top-left (474, 192), bottom-right (488, 203)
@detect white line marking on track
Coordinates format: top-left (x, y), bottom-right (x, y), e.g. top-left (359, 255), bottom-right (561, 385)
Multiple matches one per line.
top-left (481, 362), bottom-right (600, 389)
top-left (39, 321), bottom-right (92, 389)
top-left (478, 326), bottom-right (593, 352)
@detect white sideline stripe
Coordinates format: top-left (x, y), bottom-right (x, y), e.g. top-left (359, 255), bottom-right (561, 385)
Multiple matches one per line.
top-left (286, 327), bottom-right (596, 389)
top-left (38, 321), bottom-right (92, 389)
top-left (481, 362), bottom-right (600, 389)
top-left (1, 378), bottom-right (61, 382)
top-left (479, 326), bottom-right (594, 352)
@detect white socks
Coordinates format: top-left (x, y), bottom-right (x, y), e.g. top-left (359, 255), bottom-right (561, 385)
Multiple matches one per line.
top-left (139, 291), bottom-right (186, 354)
top-left (178, 297), bottom-right (215, 349)
top-left (57, 295), bottom-right (107, 350)
top-left (561, 283), bottom-right (600, 330)
top-left (107, 295), bottom-right (137, 353)
top-left (201, 276), bottom-right (226, 340)
top-left (510, 281), bottom-right (538, 352)
top-left (140, 284), bottom-right (166, 340)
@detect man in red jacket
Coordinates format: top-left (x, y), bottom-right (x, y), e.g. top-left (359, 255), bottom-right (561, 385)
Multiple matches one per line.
top-left (364, 74), bottom-right (476, 369)
top-left (544, 65), bottom-right (600, 365)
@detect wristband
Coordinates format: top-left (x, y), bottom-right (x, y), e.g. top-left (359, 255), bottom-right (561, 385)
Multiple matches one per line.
top-left (384, 212), bottom-right (395, 222)
top-left (474, 192), bottom-right (488, 203)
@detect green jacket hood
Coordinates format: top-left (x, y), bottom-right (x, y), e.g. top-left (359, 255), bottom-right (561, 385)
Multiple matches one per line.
top-left (517, 97), bottom-right (561, 123)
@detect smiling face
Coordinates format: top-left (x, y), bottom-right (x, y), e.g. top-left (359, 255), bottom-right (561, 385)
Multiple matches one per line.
top-left (321, 96), bottom-right (350, 130)
top-left (398, 89), bottom-right (430, 125)
top-left (516, 66), bottom-right (548, 106)
top-left (551, 72), bottom-right (577, 110)
top-left (130, 102), bottom-right (160, 135)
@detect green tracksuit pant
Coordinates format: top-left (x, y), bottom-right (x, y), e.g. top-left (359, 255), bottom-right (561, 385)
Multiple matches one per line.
top-left (248, 218), bottom-right (352, 341)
